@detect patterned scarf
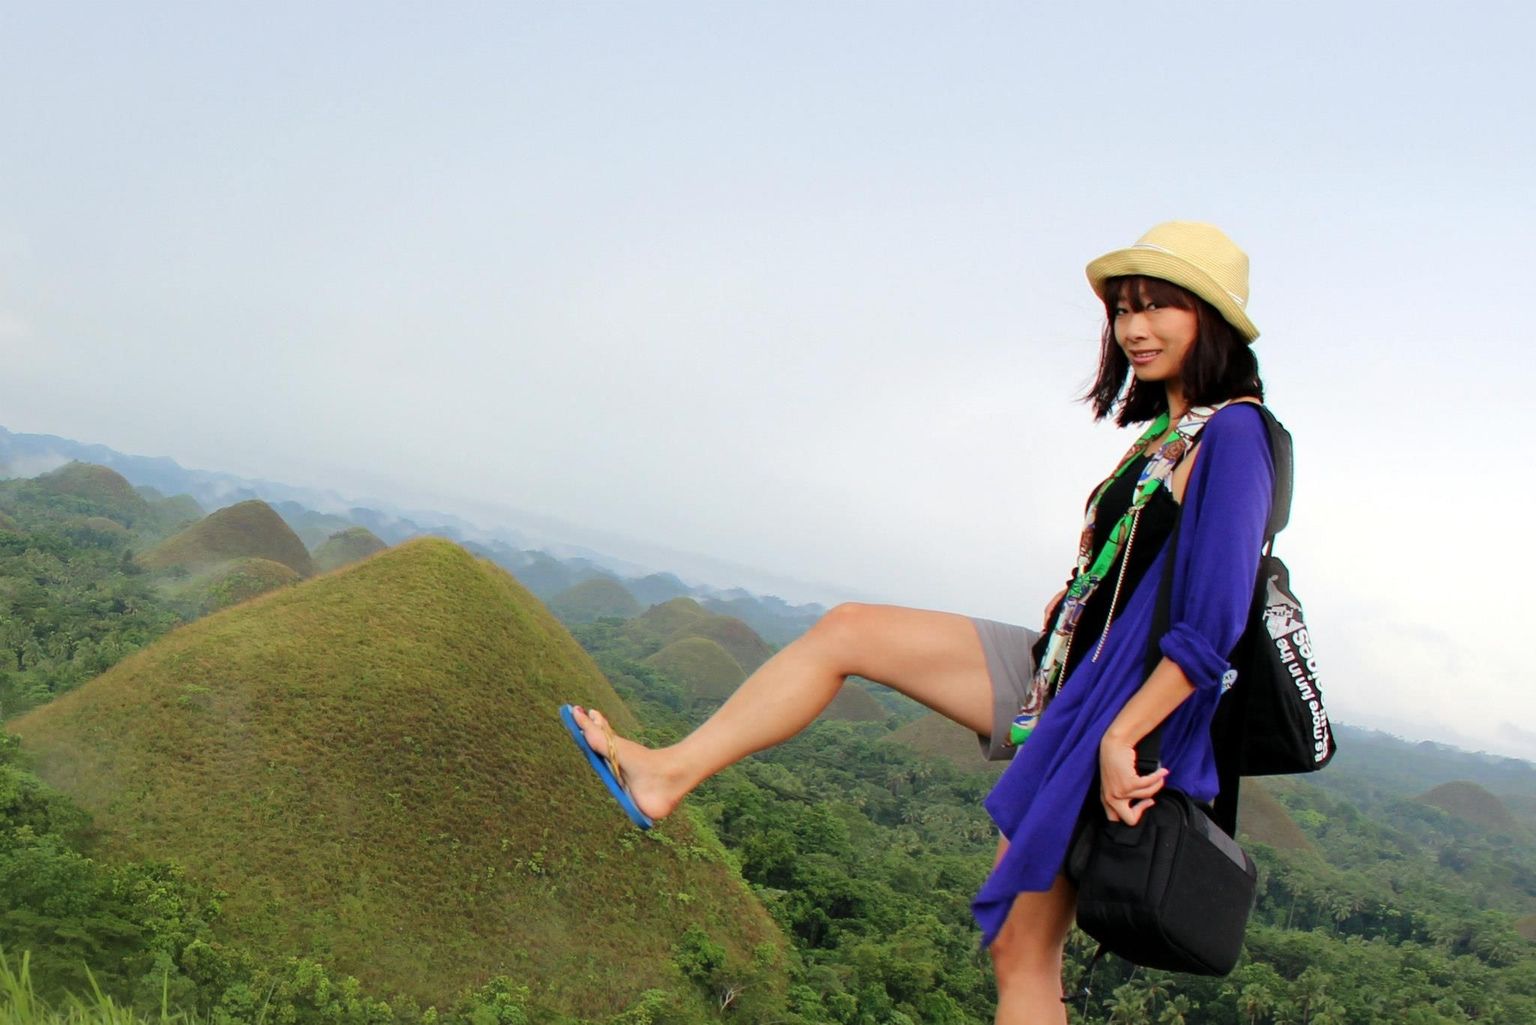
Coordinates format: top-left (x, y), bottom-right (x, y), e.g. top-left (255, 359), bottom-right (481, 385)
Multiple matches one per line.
top-left (1009, 401), bottom-right (1231, 747)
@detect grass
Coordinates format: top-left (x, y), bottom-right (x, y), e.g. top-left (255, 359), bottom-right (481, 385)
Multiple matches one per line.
top-left (9, 539), bottom-right (784, 1018)
top-left (138, 502), bottom-right (314, 578)
top-left (0, 952), bottom-right (177, 1025)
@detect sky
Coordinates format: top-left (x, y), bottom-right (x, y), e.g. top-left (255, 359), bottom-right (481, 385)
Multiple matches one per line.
top-left (1, 2), bottom-right (1533, 759)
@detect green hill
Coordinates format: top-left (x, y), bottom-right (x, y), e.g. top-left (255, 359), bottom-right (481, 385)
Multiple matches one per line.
top-left (548, 576), bottom-right (643, 625)
top-left (674, 615), bottom-right (774, 672)
top-left (624, 598), bottom-right (776, 673)
top-left (627, 572), bottom-right (692, 607)
top-left (628, 597), bottom-right (713, 641)
top-left (8, 538), bottom-right (783, 1016)
top-left (1236, 779), bottom-right (1315, 853)
top-left (645, 636), bottom-right (748, 701)
top-left (819, 681), bottom-right (889, 722)
top-left (1416, 781), bottom-right (1519, 833)
top-left (29, 463), bottom-right (153, 527)
top-left (192, 557), bottom-right (303, 613)
top-left (0, 508), bottom-right (18, 533)
top-left (139, 500), bottom-right (315, 577)
top-left (886, 711), bottom-right (1001, 773)
top-left (312, 526), bottom-right (387, 573)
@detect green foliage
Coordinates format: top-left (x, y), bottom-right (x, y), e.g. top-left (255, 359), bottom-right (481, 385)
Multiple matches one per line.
top-left (0, 484), bottom-right (186, 718)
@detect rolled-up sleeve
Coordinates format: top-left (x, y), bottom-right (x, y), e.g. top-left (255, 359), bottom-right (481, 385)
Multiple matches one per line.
top-left (1159, 404), bottom-right (1274, 690)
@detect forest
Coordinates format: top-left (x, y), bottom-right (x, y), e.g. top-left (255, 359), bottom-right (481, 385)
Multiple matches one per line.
top-left (2, 460), bottom-right (1535, 1024)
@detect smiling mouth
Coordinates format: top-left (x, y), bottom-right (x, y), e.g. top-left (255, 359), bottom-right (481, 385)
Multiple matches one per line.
top-left (1127, 350), bottom-right (1162, 365)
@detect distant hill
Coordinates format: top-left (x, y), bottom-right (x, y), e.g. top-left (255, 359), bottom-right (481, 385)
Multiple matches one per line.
top-left (9, 539), bottom-right (784, 1016)
top-left (645, 637), bottom-right (748, 701)
top-left (33, 462), bottom-right (153, 527)
top-left (312, 527), bottom-right (387, 573)
top-left (699, 592), bottom-right (822, 647)
top-left (626, 572), bottom-right (692, 606)
top-left (627, 597), bottom-right (713, 641)
top-left (1237, 779), bottom-right (1316, 853)
top-left (140, 500), bottom-right (315, 577)
top-left (1322, 725), bottom-right (1536, 803)
top-left (548, 576), bottom-right (643, 625)
top-left (1416, 781), bottom-right (1519, 834)
top-left (0, 508), bottom-right (19, 533)
top-left (274, 502), bottom-right (364, 551)
top-left (819, 682), bottom-right (889, 723)
top-left (622, 598), bottom-right (776, 673)
top-left (190, 557), bottom-right (303, 614)
top-left (886, 712), bottom-right (1002, 773)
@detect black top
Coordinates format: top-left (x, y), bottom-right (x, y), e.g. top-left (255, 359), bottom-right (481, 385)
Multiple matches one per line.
top-left (1032, 451), bottom-right (1181, 686)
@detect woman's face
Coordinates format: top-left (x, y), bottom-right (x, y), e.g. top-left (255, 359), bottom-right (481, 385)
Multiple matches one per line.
top-left (1113, 286), bottom-right (1198, 386)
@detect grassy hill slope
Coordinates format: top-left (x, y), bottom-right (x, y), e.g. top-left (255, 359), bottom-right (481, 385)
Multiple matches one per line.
top-left (312, 526), bottom-right (387, 573)
top-left (139, 500), bottom-right (315, 577)
top-left (9, 539), bottom-right (783, 1016)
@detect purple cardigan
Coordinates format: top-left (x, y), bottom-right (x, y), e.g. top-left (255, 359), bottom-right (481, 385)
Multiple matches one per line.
top-left (972, 404), bottom-right (1275, 946)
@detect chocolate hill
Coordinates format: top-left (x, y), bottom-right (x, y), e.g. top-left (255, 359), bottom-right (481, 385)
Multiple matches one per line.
top-left (626, 598), bottom-right (775, 671)
top-left (33, 462), bottom-right (153, 527)
top-left (887, 711), bottom-right (1002, 772)
top-left (548, 576), bottom-right (643, 625)
top-left (312, 526), bottom-right (387, 573)
top-left (139, 499), bottom-right (315, 577)
top-left (1416, 781), bottom-right (1519, 833)
top-left (36, 462), bottom-right (147, 514)
top-left (645, 636), bottom-right (748, 701)
top-left (193, 557), bottom-right (302, 613)
top-left (9, 539), bottom-right (783, 1015)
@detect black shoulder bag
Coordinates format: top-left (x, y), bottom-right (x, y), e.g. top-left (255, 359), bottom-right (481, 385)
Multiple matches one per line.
top-left (1066, 501), bottom-right (1257, 975)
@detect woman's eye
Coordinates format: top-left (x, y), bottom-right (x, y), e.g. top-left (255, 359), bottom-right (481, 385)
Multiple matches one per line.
top-left (1144, 302), bottom-right (1160, 311)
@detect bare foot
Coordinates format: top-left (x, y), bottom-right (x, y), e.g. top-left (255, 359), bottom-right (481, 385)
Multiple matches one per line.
top-left (569, 706), bottom-right (686, 822)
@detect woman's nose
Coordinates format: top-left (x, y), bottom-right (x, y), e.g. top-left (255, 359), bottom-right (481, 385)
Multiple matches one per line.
top-left (1121, 311), bottom-right (1150, 340)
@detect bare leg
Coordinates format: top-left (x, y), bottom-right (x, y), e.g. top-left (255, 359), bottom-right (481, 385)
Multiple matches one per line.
top-left (989, 836), bottom-right (1075, 1025)
top-left (571, 602), bottom-right (995, 821)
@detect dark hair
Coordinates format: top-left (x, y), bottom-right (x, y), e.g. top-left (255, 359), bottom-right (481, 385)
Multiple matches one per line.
top-left (1084, 275), bottom-right (1263, 426)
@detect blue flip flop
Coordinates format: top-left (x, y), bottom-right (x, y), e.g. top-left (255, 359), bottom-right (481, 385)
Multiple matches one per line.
top-left (559, 704), bottom-right (654, 829)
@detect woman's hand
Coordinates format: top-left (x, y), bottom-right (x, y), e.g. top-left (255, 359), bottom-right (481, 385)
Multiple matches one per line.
top-left (1098, 733), bottom-right (1168, 826)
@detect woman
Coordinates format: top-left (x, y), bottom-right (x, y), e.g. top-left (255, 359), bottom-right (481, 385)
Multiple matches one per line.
top-left (562, 221), bottom-right (1275, 1023)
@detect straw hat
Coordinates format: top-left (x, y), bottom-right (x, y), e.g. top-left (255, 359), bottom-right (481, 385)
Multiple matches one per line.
top-left (1086, 221), bottom-right (1259, 342)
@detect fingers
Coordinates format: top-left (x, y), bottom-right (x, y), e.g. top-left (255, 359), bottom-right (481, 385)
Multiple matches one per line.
top-left (1099, 770), bottom-right (1168, 825)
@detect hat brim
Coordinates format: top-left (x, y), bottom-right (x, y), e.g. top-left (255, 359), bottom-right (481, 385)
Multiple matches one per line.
top-left (1086, 248), bottom-right (1259, 342)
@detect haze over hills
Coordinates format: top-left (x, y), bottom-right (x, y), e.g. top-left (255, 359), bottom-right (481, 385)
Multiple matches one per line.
top-left (0, 423), bottom-right (844, 611)
top-left (9, 538), bottom-right (785, 1016)
top-left (1, 423), bottom-right (829, 642)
